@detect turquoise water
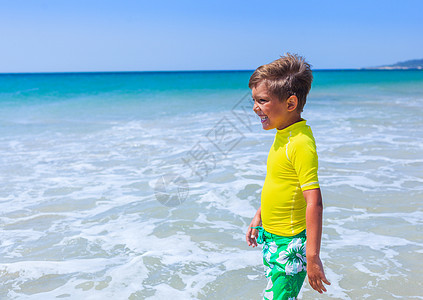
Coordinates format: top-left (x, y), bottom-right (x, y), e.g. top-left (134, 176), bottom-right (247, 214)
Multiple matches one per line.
top-left (1, 70), bottom-right (423, 299)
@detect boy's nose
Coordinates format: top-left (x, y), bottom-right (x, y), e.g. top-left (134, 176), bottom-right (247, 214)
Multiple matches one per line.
top-left (253, 102), bottom-right (260, 112)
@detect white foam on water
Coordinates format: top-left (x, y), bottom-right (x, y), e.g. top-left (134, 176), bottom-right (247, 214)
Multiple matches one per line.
top-left (196, 187), bottom-right (258, 219)
top-left (327, 221), bottom-right (417, 251)
top-left (0, 258), bottom-right (116, 280)
top-left (3, 256), bottom-right (150, 299)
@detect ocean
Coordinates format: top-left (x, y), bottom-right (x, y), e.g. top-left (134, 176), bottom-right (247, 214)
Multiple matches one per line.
top-left (0, 70), bottom-right (422, 299)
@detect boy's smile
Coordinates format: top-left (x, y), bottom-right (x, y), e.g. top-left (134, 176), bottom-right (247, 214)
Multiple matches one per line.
top-left (251, 82), bottom-right (301, 131)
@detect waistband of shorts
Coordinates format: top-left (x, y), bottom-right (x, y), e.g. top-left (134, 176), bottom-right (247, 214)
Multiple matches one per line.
top-left (251, 226), bottom-right (306, 244)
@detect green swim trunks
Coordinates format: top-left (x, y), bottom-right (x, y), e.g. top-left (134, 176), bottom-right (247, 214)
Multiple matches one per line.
top-left (253, 226), bottom-right (307, 300)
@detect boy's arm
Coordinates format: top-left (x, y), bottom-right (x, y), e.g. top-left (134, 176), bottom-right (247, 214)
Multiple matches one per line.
top-left (303, 188), bottom-right (331, 293)
top-left (246, 206), bottom-right (261, 247)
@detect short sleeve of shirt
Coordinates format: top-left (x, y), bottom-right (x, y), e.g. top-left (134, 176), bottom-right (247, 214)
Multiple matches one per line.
top-left (289, 137), bottom-right (320, 191)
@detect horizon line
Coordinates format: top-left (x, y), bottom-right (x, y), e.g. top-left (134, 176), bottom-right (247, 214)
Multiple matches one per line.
top-left (1, 68), bottom-right (421, 75)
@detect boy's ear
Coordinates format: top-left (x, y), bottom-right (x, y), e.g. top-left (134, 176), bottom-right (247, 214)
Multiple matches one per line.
top-left (286, 95), bottom-right (298, 112)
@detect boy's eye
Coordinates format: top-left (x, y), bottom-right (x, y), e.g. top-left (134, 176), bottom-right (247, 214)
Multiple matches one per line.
top-left (250, 98), bottom-right (267, 106)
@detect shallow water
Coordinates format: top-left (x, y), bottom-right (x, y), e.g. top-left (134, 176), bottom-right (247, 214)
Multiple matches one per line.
top-left (1, 70), bottom-right (423, 299)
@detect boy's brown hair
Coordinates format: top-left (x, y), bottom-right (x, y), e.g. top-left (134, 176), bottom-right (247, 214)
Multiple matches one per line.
top-left (249, 53), bottom-right (313, 112)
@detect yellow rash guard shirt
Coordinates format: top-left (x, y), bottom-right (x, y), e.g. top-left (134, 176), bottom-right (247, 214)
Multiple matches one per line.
top-left (261, 119), bottom-right (320, 236)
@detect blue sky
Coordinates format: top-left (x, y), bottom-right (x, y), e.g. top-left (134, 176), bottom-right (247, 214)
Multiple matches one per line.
top-left (1, 0), bottom-right (422, 72)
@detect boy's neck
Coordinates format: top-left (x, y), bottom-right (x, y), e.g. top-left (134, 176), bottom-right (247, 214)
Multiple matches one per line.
top-left (276, 115), bottom-right (303, 131)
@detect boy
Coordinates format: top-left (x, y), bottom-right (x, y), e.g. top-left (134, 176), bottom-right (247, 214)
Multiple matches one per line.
top-left (246, 53), bottom-right (330, 299)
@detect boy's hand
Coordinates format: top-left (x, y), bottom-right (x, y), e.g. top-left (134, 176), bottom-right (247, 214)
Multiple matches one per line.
top-left (246, 213), bottom-right (261, 247)
top-left (306, 255), bottom-right (331, 293)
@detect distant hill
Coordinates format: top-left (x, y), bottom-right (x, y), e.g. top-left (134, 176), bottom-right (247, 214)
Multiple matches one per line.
top-left (365, 58), bottom-right (423, 70)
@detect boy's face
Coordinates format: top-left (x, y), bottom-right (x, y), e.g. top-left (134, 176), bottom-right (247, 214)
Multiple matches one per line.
top-left (252, 82), bottom-right (298, 130)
